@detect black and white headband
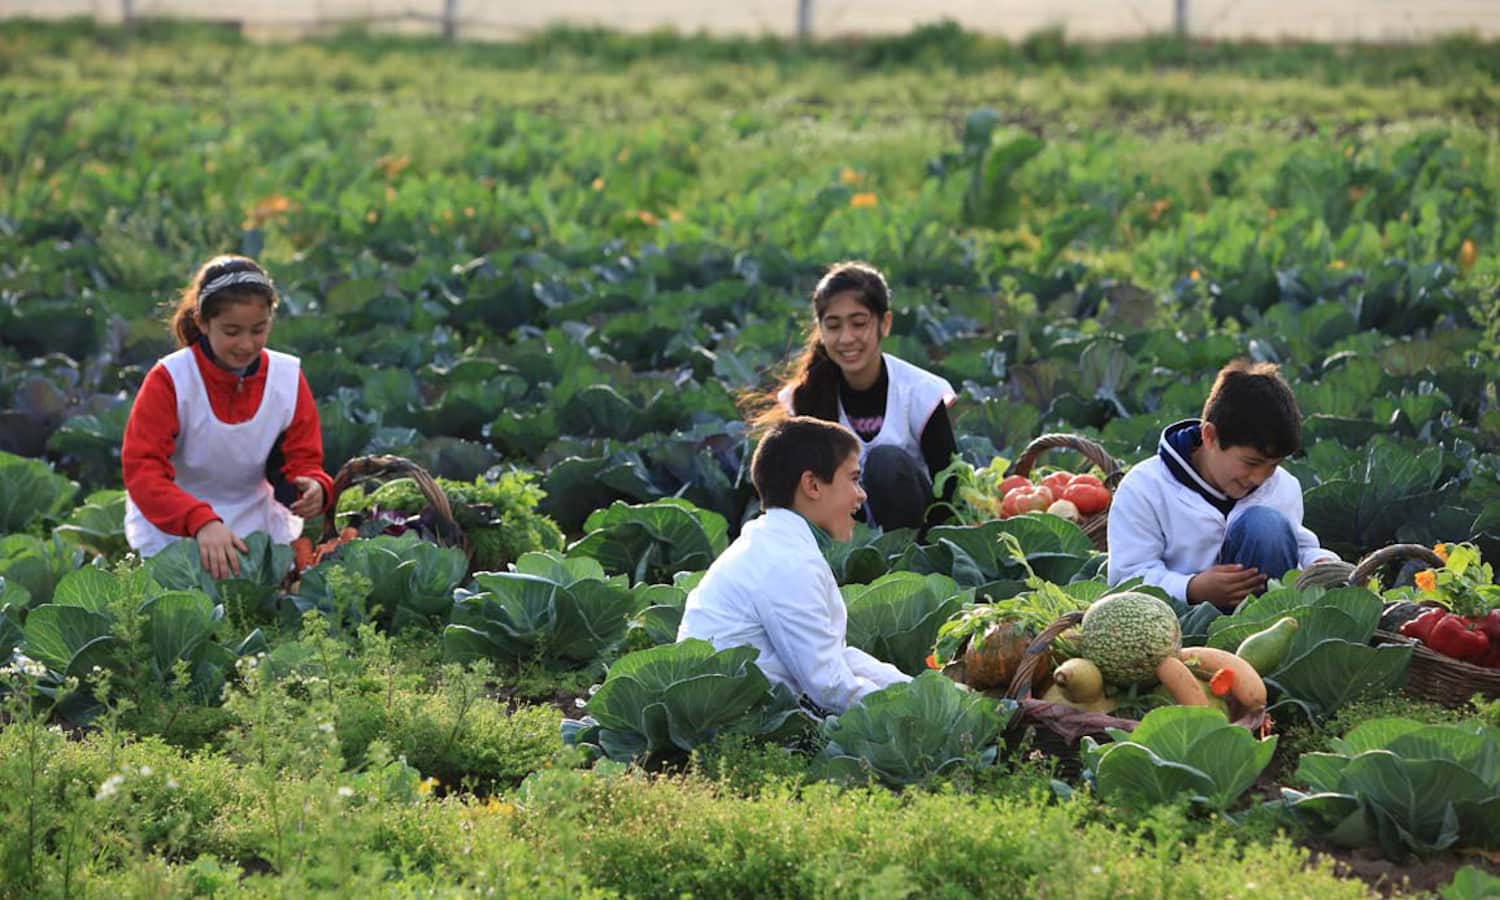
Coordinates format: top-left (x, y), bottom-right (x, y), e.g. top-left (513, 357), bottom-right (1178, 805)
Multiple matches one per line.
top-left (197, 269), bottom-right (272, 313)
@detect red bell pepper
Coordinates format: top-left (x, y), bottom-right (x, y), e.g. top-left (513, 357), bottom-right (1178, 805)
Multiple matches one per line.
top-left (1427, 613), bottom-right (1491, 663)
top-left (1476, 610), bottom-right (1500, 646)
top-left (1400, 608), bottom-right (1447, 643)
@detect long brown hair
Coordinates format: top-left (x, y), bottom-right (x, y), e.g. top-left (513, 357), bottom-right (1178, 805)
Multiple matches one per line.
top-left (747, 260), bottom-right (892, 429)
top-left (167, 255), bottom-right (279, 347)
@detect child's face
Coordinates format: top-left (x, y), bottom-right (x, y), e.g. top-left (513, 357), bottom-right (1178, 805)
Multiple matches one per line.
top-left (801, 450), bottom-right (867, 542)
top-left (818, 291), bottom-right (891, 383)
top-left (200, 299), bottom-right (273, 370)
top-left (1195, 423), bottom-right (1282, 499)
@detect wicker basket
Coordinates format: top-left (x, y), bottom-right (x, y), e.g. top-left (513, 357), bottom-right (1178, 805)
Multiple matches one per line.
top-left (323, 454), bottom-right (470, 565)
top-left (1335, 544), bottom-right (1500, 708)
top-left (1294, 543), bottom-right (1445, 592)
top-left (1009, 434), bottom-right (1125, 551)
top-left (1000, 611), bottom-right (1270, 772)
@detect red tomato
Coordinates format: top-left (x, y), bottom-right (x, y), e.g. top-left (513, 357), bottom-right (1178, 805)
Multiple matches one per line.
top-left (1041, 471), bottom-right (1074, 496)
top-left (1002, 485), bottom-right (1055, 518)
top-left (1062, 482), bottom-right (1112, 517)
top-left (997, 475), bottom-right (1032, 498)
top-left (1066, 473), bottom-right (1104, 489)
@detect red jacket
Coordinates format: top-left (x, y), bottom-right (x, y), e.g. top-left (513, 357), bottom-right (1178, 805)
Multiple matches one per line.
top-left (121, 342), bottom-right (334, 538)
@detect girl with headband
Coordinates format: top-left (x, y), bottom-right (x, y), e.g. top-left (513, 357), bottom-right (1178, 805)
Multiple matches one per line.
top-left (755, 261), bottom-right (958, 532)
top-left (122, 255), bottom-right (332, 578)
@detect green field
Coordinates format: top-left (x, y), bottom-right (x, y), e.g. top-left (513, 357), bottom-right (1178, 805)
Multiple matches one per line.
top-left (2, 19), bottom-right (1500, 897)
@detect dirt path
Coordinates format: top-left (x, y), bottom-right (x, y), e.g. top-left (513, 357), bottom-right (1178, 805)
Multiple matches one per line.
top-left (8, 0), bottom-right (1500, 41)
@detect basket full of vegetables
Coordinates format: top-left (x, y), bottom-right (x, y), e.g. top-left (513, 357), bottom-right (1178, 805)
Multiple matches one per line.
top-left (1003, 434), bottom-right (1123, 551)
top-left (1369, 542), bottom-right (1500, 707)
top-left (1000, 590), bottom-right (1269, 771)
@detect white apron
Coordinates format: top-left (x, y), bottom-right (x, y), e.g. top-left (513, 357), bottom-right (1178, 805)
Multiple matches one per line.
top-left (124, 347), bottom-right (303, 557)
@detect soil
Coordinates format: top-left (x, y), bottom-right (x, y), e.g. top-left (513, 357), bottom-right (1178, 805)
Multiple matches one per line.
top-left (1308, 846), bottom-right (1500, 897)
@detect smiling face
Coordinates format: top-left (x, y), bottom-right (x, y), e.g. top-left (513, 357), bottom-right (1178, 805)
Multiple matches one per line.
top-left (818, 290), bottom-right (891, 387)
top-left (796, 449), bottom-right (867, 542)
top-left (1193, 421), bottom-right (1282, 499)
top-left (199, 298), bottom-right (273, 371)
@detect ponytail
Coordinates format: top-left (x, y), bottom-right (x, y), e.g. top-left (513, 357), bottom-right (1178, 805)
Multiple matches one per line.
top-left (744, 260), bottom-right (891, 431)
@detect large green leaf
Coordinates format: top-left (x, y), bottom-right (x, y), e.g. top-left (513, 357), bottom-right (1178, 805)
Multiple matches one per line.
top-left (21, 604), bottom-right (113, 673)
top-left (815, 672), bottom-right (1009, 787)
top-left (141, 590), bottom-right (218, 675)
top-left (0, 451), bottom-right (79, 533)
top-left (843, 572), bottom-right (964, 675)
top-left (1267, 640), bottom-right (1412, 714)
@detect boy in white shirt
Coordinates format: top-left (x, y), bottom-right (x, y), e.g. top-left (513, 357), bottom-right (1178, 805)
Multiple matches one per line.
top-left (677, 416), bottom-right (911, 713)
top-left (1107, 360), bottom-right (1337, 609)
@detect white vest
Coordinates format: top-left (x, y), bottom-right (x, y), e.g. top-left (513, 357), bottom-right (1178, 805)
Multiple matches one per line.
top-left (779, 353), bottom-right (956, 465)
top-left (124, 347), bottom-right (304, 558)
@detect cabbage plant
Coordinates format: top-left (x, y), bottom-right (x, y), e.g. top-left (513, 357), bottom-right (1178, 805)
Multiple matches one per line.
top-left (562, 639), bottom-right (807, 763)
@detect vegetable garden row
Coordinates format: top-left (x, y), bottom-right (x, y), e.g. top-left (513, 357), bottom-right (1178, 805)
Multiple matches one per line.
top-left (2, 18), bottom-right (1500, 897)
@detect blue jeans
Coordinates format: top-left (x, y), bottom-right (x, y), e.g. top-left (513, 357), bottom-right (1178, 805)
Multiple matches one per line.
top-left (1218, 506), bottom-right (1299, 579)
top-left (862, 445), bottom-right (932, 531)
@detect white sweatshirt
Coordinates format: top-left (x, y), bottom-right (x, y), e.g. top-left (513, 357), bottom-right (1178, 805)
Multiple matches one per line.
top-left (677, 507), bottom-right (910, 712)
top-left (1106, 424), bottom-right (1331, 602)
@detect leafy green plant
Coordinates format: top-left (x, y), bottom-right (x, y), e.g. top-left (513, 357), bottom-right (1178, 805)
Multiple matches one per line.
top-left (1081, 706), bottom-right (1278, 813)
top-left (1205, 585), bottom-right (1412, 719)
top-left (51, 490), bottom-right (128, 559)
top-left (812, 671), bottom-right (1014, 787)
top-left (443, 551), bottom-right (637, 669)
top-left (566, 498), bottom-right (729, 585)
top-left (295, 532), bottom-right (467, 632)
top-left (814, 523), bottom-right (915, 585)
top-left (896, 517), bottom-right (1098, 598)
top-left (562, 639), bottom-right (807, 764)
top-left (0, 451), bottom-right (79, 534)
top-left (145, 532), bottom-right (294, 628)
top-left (1282, 718), bottom-right (1500, 858)
top-left (842, 572), bottom-right (965, 675)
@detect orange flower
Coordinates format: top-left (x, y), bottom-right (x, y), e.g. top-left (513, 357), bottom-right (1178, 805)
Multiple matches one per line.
top-left (1415, 570), bottom-right (1437, 593)
top-left (925, 654), bottom-right (940, 670)
top-left (1434, 543), bottom-right (1450, 564)
top-left (1189, 269), bottom-right (1201, 280)
top-left (849, 192), bottom-right (878, 208)
top-left (839, 167), bottom-right (861, 185)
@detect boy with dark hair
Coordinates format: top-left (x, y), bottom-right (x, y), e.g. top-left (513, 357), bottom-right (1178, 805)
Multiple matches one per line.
top-left (677, 416), bottom-right (910, 712)
top-left (1107, 360), bottom-right (1336, 608)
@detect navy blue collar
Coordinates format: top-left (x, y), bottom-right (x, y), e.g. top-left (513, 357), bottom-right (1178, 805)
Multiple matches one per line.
top-left (1157, 419), bottom-right (1237, 517)
top-left (197, 334), bottom-right (260, 377)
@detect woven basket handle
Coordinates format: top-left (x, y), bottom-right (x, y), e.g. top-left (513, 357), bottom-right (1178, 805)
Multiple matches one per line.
top-left (1005, 611), bottom-right (1084, 701)
top-left (320, 454), bottom-right (463, 549)
top-left (1010, 434), bottom-right (1124, 491)
top-left (1349, 543), bottom-right (1445, 589)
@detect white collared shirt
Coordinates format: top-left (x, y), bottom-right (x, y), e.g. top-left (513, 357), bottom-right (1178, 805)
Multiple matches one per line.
top-left (677, 507), bottom-right (910, 712)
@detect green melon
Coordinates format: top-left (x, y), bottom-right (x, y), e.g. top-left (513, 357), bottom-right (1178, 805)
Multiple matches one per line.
top-left (1079, 591), bottom-right (1182, 686)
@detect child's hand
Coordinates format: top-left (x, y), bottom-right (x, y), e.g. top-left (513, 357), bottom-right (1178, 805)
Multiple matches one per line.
top-left (195, 520), bottom-right (247, 579)
top-left (1187, 564), bottom-right (1266, 609)
top-left (290, 477), bottom-right (325, 518)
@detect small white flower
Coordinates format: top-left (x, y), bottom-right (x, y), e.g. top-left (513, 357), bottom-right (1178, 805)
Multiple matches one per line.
top-left (1090, 866), bottom-right (1103, 875)
top-left (96, 774), bottom-right (125, 800)
top-left (166, 778), bottom-right (179, 791)
top-left (20, 658), bottom-right (47, 678)
top-left (138, 765), bottom-right (153, 777)
top-left (337, 786), bottom-right (354, 798)
top-left (91, 665), bottom-right (103, 675)
top-left (318, 722), bottom-right (335, 733)
top-left (573, 698), bottom-right (586, 709)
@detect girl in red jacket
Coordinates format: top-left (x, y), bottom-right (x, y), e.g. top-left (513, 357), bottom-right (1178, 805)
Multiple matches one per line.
top-left (122, 255), bottom-right (332, 579)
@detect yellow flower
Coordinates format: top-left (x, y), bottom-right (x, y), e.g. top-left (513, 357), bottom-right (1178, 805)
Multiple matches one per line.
top-left (1189, 269), bottom-right (1201, 281)
top-left (849, 192), bottom-right (878, 208)
top-left (839, 167), bottom-right (860, 185)
top-left (1415, 570), bottom-right (1437, 593)
top-left (418, 777), bottom-right (440, 796)
top-left (636, 210), bottom-right (658, 226)
top-left (668, 210), bottom-right (684, 222)
top-left (1330, 259), bottom-right (1346, 270)
top-left (365, 210), bottom-right (378, 224)
top-left (591, 177), bottom-right (605, 191)
top-left (1434, 543), bottom-right (1450, 564)
top-left (1460, 239), bottom-right (1478, 272)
